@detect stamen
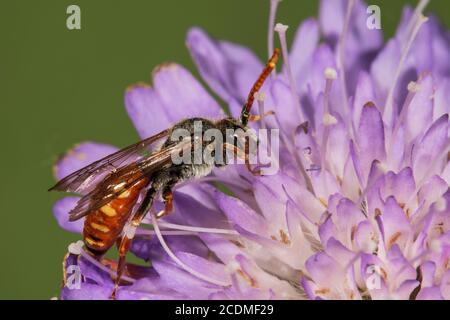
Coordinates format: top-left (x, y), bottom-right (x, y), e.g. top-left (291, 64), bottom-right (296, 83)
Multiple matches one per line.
top-left (151, 213), bottom-right (231, 287)
top-left (255, 92), bottom-right (267, 130)
top-left (430, 239), bottom-right (442, 253)
top-left (123, 223), bottom-right (137, 239)
top-left (390, 80), bottom-right (421, 146)
top-left (68, 240), bottom-right (84, 255)
top-left (136, 230), bottom-right (198, 236)
top-left (275, 23), bottom-right (305, 123)
top-left (383, 13), bottom-right (428, 126)
top-left (79, 248), bottom-right (136, 284)
top-left (267, 25), bottom-right (315, 194)
top-left (407, 80), bottom-right (421, 93)
top-left (268, 0), bottom-right (282, 63)
top-left (323, 67), bottom-right (338, 116)
top-left (324, 67), bottom-right (337, 81)
top-left (158, 221), bottom-right (240, 235)
top-left (405, 0), bottom-right (430, 42)
top-left (323, 113), bottom-right (337, 126)
top-left (320, 68), bottom-right (338, 171)
top-left (336, 0), bottom-right (355, 126)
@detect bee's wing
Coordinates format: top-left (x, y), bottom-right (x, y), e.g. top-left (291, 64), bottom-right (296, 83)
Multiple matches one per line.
top-left (49, 129), bottom-right (170, 195)
top-left (67, 137), bottom-right (192, 221)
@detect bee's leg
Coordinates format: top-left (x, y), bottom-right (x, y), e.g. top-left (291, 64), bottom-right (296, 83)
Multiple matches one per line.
top-left (111, 187), bottom-right (156, 299)
top-left (156, 183), bottom-right (176, 219)
top-left (248, 110), bottom-right (275, 122)
top-left (224, 143), bottom-right (261, 176)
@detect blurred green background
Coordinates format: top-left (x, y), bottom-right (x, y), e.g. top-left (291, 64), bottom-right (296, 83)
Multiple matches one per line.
top-left (0, 0), bottom-right (448, 299)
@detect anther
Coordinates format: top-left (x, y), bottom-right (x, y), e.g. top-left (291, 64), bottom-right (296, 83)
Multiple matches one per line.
top-left (274, 23), bottom-right (288, 33)
top-left (324, 67), bottom-right (337, 80)
top-left (123, 223), bottom-right (137, 239)
top-left (254, 91), bottom-right (266, 102)
top-left (407, 81), bottom-right (421, 93)
top-left (323, 113), bottom-right (337, 126)
top-left (68, 240), bottom-right (84, 255)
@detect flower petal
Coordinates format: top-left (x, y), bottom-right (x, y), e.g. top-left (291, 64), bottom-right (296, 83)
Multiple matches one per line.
top-left (357, 103), bottom-right (386, 180)
top-left (187, 27), bottom-right (263, 104)
top-left (125, 64), bottom-right (224, 138)
top-left (153, 63), bottom-right (224, 121)
top-left (216, 192), bottom-right (267, 236)
top-left (53, 197), bottom-right (83, 233)
top-left (412, 114), bottom-right (449, 182)
top-left (53, 142), bottom-right (118, 180)
top-left (405, 75), bottom-right (434, 141)
top-left (124, 84), bottom-right (169, 138)
top-left (290, 18), bottom-right (320, 92)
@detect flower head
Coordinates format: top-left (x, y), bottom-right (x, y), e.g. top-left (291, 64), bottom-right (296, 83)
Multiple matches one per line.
top-left (54, 0), bottom-right (450, 300)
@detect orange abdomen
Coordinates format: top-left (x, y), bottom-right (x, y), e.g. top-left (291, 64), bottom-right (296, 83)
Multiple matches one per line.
top-left (83, 177), bottom-right (148, 256)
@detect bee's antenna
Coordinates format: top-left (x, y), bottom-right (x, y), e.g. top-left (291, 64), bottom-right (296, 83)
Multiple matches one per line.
top-left (240, 48), bottom-right (280, 126)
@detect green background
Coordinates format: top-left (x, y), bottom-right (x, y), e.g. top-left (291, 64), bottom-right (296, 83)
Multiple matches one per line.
top-left (0, 0), bottom-right (448, 299)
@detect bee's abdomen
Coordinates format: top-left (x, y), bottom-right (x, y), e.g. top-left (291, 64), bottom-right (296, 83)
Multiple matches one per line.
top-left (83, 177), bottom-right (148, 256)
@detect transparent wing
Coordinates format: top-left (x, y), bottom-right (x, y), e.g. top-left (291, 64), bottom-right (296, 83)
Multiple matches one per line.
top-left (49, 129), bottom-right (170, 195)
top-left (67, 137), bottom-right (192, 221)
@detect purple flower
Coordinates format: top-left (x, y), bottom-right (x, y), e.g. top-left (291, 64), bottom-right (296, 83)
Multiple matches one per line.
top-left (53, 0), bottom-right (450, 300)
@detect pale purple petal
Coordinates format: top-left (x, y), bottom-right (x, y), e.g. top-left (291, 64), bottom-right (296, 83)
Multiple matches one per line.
top-left (187, 27), bottom-right (263, 104)
top-left (54, 142), bottom-right (118, 180)
top-left (53, 197), bottom-right (83, 233)
top-left (357, 103), bottom-right (386, 180)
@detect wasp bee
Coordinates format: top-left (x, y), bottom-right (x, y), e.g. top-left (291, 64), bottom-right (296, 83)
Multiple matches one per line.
top-left (50, 49), bottom-right (280, 298)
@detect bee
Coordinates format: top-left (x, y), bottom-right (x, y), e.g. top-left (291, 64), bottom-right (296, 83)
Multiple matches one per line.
top-left (49, 49), bottom-right (280, 298)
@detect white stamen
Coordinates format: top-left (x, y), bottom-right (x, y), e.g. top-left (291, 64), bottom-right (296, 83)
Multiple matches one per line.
top-left (389, 79), bottom-right (422, 150)
top-left (254, 91), bottom-right (266, 102)
top-left (435, 198), bottom-right (446, 212)
top-left (225, 261), bottom-right (241, 274)
top-left (137, 229), bottom-right (198, 236)
top-left (407, 81), bottom-right (421, 93)
top-left (275, 22), bottom-right (305, 123)
top-left (323, 113), bottom-right (337, 126)
top-left (405, 0), bottom-right (430, 41)
top-left (255, 92), bottom-right (268, 130)
top-left (274, 23), bottom-right (288, 33)
top-left (67, 240), bottom-right (84, 255)
top-left (324, 67), bottom-right (337, 80)
top-left (376, 161), bottom-right (388, 173)
top-left (268, 0), bottom-right (282, 62)
top-left (320, 71), bottom-right (337, 172)
top-left (151, 213), bottom-right (231, 287)
top-left (430, 239), bottom-right (442, 253)
top-left (273, 21), bottom-right (316, 195)
top-left (79, 248), bottom-right (136, 283)
top-left (336, 0), bottom-right (355, 132)
top-left (158, 221), bottom-right (239, 235)
top-left (383, 13), bottom-right (428, 126)
top-left (123, 223), bottom-right (137, 239)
